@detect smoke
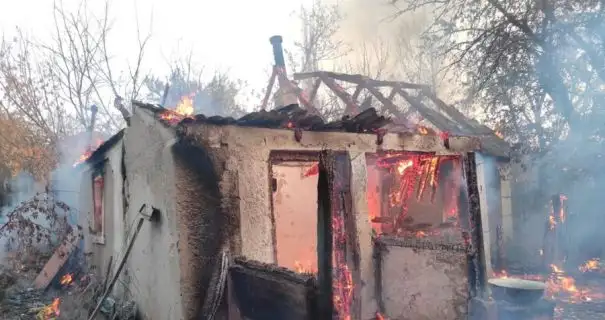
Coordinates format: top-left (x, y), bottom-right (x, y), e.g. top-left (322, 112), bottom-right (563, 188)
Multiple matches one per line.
top-left (0, 172), bottom-right (47, 261)
top-left (0, 132), bottom-right (92, 264)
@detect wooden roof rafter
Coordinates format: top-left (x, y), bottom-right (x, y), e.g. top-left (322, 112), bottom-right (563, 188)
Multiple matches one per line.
top-left (292, 71), bottom-right (487, 134)
top-left (291, 71), bottom-right (511, 158)
top-left (259, 68), bottom-right (509, 157)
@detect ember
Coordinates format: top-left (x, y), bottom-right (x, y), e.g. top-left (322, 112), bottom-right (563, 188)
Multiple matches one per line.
top-left (159, 94), bottom-right (195, 124)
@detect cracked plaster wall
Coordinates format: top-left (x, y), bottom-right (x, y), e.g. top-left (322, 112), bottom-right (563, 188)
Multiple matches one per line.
top-left (381, 245), bottom-right (468, 320)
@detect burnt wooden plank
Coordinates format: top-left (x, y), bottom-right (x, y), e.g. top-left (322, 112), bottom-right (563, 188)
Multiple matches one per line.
top-left (229, 258), bottom-right (318, 320)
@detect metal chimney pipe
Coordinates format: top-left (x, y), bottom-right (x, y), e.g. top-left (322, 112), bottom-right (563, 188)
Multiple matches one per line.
top-left (269, 35), bottom-right (286, 69)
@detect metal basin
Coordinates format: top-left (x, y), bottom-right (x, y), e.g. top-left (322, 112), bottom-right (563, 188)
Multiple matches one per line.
top-left (488, 278), bottom-right (546, 305)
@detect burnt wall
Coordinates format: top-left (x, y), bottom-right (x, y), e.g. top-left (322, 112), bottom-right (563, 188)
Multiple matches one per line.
top-left (181, 124), bottom-right (470, 264)
top-left (377, 237), bottom-right (468, 320)
top-left (172, 141), bottom-right (227, 319)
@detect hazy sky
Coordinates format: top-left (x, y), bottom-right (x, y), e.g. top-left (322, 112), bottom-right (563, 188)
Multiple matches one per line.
top-left (0, 0), bottom-right (315, 100)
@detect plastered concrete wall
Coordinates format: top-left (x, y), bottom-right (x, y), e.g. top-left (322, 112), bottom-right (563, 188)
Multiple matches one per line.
top-left (183, 124), bottom-right (470, 264)
top-left (123, 110), bottom-right (183, 320)
top-left (381, 245), bottom-right (468, 320)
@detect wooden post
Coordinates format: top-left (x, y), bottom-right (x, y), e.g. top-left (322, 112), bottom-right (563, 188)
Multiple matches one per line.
top-left (317, 150), bottom-right (334, 320)
top-left (462, 153), bottom-right (488, 298)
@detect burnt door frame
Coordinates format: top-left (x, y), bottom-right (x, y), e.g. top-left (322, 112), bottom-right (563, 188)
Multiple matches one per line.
top-left (461, 152), bottom-right (488, 298)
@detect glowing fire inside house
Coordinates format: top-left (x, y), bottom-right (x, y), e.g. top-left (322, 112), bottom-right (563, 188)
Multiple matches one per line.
top-left (271, 151), bottom-right (465, 320)
top-left (367, 152), bottom-right (462, 238)
top-left (159, 95), bottom-right (195, 124)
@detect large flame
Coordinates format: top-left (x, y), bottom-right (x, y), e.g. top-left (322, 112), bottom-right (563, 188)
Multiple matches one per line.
top-left (160, 95), bottom-right (195, 124)
top-left (370, 153), bottom-right (460, 237)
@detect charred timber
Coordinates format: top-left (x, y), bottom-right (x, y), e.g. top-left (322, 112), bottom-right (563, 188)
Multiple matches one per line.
top-left (229, 257), bottom-right (318, 320)
top-left (317, 150), bottom-right (334, 320)
top-left (462, 153), bottom-right (488, 298)
top-left (373, 240), bottom-right (386, 315)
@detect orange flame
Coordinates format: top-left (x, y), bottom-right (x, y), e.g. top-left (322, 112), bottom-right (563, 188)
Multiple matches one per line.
top-left (160, 95), bottom-right (195, 124)
top-left (294, 260), bottom-right (317, 274)
top-left (492, 263), bottom-right (604, 303)
top-left (396, 160), bottom-right (413, 175)
top-left (417, 126), bottom-right (429, 135)
top-left (39, 298), bottom-right (60, 319)
top-left (60, 273), bottom-right (73, 285)
top-left (73, 138), bottom-right (104, 167)
top-left (579, 258), bottom-right (600, 273)
top-left (495, 131), bottom-right (504, 139)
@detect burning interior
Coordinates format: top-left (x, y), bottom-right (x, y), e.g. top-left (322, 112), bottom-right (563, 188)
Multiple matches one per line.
top-left (366, 152), bottom-right (464, 240)
top-left (271, 155), bottom-right (320, 274)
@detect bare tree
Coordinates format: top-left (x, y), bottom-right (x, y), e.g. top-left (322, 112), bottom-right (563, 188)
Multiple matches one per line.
top-left (42, 0), bottom-right (151, 133)
top-left (0, 0), bottom-right (151, 141)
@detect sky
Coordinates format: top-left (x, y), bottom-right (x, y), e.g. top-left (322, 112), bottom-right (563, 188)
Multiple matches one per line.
top-left (0, 0), bottom-right (316, 104)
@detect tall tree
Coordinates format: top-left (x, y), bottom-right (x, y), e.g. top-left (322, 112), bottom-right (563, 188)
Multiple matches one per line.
top-left (390, 0), bottom-right (605, 251)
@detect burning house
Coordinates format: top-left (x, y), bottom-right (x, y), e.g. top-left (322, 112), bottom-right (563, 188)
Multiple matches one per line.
top-left (74, 35), bottom-right (513, 320)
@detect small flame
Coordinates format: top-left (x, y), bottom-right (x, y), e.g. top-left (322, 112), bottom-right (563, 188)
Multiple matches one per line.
top-left (579, 258), bottom-right (600, 273)
top-left (494, 270), bottom-right (509, 278)
top-left (38, 298), bottom-right (60, 319)
top-left (417, 126), bottom-right (429, 135)
top-left (415, 231), bottom-right (427, 238)
top-left (549, 215), bottom-right (557, 230)
top-left (396, 160), bottom-right (413, 175)
top-left (495, 131), bottom-right (504, 139)
top-left (73, 138), bottom-right (104, 167)
top-left (60, 273), bottom-right (73, 285)
top-left (160, 95), bottom-right (195, 124)
top-left (551, 264), bottom-right (564, 274)
top-left (294, 260), bottom-right (316, 274)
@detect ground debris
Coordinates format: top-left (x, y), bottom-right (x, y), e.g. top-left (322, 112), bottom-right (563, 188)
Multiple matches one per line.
top-left (555, 301), bottom-right (605, 320)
